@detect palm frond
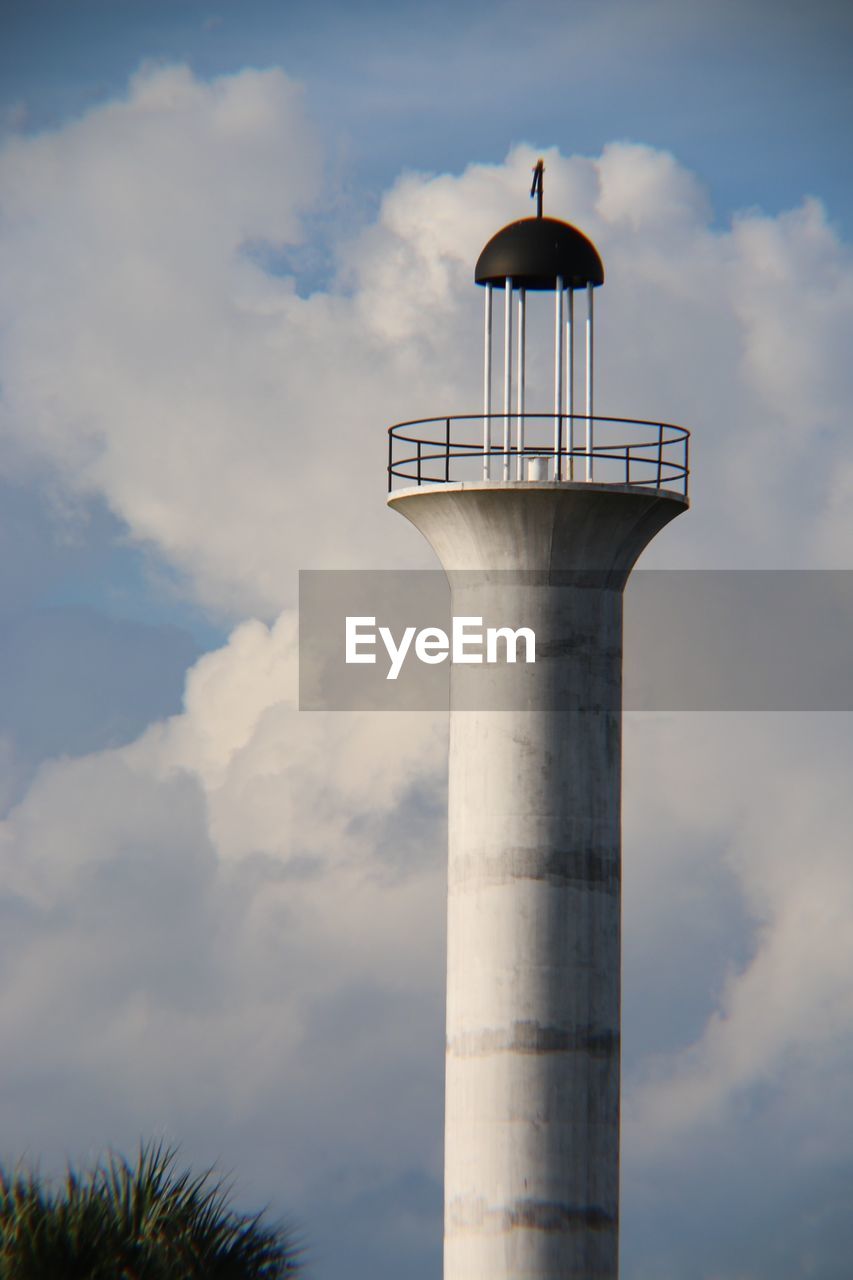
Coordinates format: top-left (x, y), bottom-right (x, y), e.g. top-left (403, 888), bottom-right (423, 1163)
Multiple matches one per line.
top-left (0, 1142), bottom-right (301, 1279)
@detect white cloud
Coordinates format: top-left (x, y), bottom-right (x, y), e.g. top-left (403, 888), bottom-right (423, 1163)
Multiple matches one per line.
top-left (622, 715), bottom-right (853, 1156)
top-left (3, 74), bottom-right (853, 618)
top-left (0, 608), bottom-right (448, 1214)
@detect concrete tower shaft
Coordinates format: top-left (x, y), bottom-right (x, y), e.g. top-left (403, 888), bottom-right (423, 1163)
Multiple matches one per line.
top-left (388, 481), bottom-right (686, 1280)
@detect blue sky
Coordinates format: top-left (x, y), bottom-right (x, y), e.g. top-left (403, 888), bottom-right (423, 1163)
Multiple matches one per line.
top-left (1, 3), bottom-right (853, 1279)
top-left (6, 0), bottom-right (853, 232)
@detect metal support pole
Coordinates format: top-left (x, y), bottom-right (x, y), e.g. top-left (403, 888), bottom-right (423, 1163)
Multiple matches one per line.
top-left (585, 282), bottom-right (594, 482)
top-left (553, 277), bottom-right (564, 480)
top-left (566, 287), bottom-right (574, 480)
top-left (503, 277), bottom-right (513, 482)
top-left (516, 288), bottom-right (526, 480)
top-left (483, 284), bottom-right (493, 480)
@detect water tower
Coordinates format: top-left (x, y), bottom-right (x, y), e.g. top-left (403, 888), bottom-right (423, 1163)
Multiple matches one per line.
top-left (387, 161), bottom-right (689, 1280)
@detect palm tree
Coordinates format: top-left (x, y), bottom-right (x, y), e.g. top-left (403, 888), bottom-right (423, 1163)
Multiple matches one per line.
top-left (0, 1141), bottom-right (301, 1279)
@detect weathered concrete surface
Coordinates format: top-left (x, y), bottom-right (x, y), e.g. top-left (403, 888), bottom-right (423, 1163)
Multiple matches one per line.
top-left (388, 482), bottom-right (687, 1280)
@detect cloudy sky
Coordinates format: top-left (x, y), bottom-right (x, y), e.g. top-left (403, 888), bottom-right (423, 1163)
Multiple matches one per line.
top-left (2, 2), bottom-right (853, 1277)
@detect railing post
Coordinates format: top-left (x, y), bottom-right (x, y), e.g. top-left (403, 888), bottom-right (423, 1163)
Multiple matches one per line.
top-left (657, 424), bottom-right (664, 490)
top-left (683, 431), bottom-right (689, 497)
top-left (417, 438), bottom-right (422, 486)
top-left (625, 444), bottom-right (630, 487)
top-left (388, 429), bottom-right (393, 493)
top-left (445, 417), bottom-right (451, 484)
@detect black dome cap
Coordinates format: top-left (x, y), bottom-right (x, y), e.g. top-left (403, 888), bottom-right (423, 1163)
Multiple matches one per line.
top-left (475, 216), bottom-right (604, 291)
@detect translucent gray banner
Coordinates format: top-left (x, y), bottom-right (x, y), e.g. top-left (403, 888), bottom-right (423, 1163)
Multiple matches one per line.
top-left (298, 570), bottom-right (853, 711)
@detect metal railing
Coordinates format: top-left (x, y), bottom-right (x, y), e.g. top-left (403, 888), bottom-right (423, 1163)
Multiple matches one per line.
top-left (387, 413), bottom-right (689, 496)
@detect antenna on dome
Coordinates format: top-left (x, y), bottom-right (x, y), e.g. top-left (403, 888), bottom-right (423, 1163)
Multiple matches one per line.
top-left (530, 158), bottom-right (544, 218)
